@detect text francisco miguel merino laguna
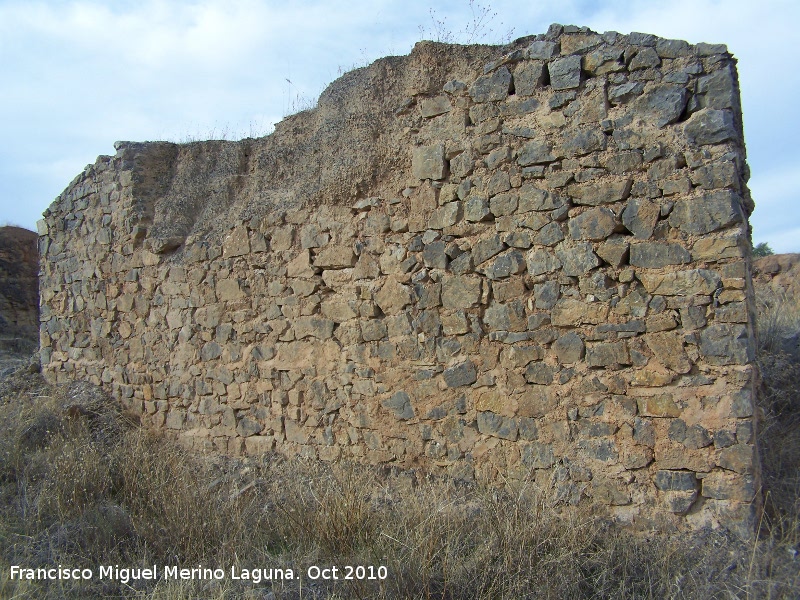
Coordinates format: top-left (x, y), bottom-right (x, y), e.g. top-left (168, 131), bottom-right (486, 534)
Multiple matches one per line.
top-left (10, 564), bottom-right (389, 584)
top-left (10, 565), bottom-right (298, 584)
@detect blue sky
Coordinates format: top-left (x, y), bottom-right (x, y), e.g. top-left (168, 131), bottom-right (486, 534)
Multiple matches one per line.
top-left (1, 0), bottom-right (798, 251)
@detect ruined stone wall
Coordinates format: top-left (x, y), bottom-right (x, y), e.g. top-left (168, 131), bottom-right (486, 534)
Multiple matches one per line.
top-left (39, 25), bottom-right (759, 535)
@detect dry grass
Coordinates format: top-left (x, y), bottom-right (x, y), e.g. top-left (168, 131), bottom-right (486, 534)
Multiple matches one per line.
top-left (0, 284), bottom-right (797, 598)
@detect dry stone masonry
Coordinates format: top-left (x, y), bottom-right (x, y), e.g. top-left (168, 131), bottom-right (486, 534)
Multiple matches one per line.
top-left (39, 25), bottom-right (759, 536)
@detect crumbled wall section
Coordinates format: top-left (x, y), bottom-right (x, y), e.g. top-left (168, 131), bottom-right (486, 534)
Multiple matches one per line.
top-left (39, 25), bottom-right (759, 536)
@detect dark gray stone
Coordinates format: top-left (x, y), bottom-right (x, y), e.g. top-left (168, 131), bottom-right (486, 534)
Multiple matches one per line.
top-left (518, 140), bottom-right (557, 166)
top-left (699, 324), bottom-right (754, 365)
top-left (518, 185), bottom-right (565, 212)
top-left (473, 234), bottom-right (506, 264)
top-left (604, 151), bottom-right (643, 174)
top-left (534, 280), bottom-right (560, 310)
top-left (609, 81), bottom-right (645, 105)
top-left (548, 55), bottom-right (582, 90)
top-left (525, 362), bottom-right (554, 384)
top-left (684, 109), bottom-right (739, 146)
top-left (553, 332), bottom-right (585, 364)
top-left (236, 417), bottom-right (262, 437)
top-left (714, 429), bottom-right (736, 449)
top-left (731, 390), bottom-right (753, 418)
top-left (484, 300), bottom-right (527, 332)
top-left (568, 207), bottom-right (617, 241)
top-left (698, 65), bottom-right (736, 109)
top-left (655, 39), bottom-right (690, 58)
top-left (518, 417), bottom-right (539, 441)
top-left (444, 360), bottom-right (477, 387)
top-left (477, 411), bottom-right (518, 440)
top-left (489, 192), bottom-right (518, 217)
top-left (201, 341), bottom-right (223, 361)
top-left (621, 197), bottom-right (659, 239)
top-left (563, 128), bottom-right (606, 157)
top-left (684, 424), bottom-right (712, 449)
top-left (526, 40), bottom-right (558, 60)
top-left (549, 90), bottom-right (577, 109)
top-left (422, 240), bottom-right (448, 269)
top-left (464, 195), bottom-right (490, 222)
top-left (654, 470), bottom-right (698, 491)
top-left (586, 341), bottom-right (629, 367)
top-left (513, 61), bottom-right (546, 96)
top-left (449, 252), bottom-right (474, 275)
top-left (382, 391), bottom-right (415, 420)
top-left (555, 242), bottom-right (600, 276)
top-left (535, 222), bottom-right (565, 246)
top-left (522, 442), bottom-right (555, 468)
top-left (668, 190), bottom-right (744, 235)
top-left (630, 242), bottom-right (691, 268)
top-left (469, 66), bottom-right (512, 103)
top-left (629, 47), bottom-right (661, 70)
top-left (691, 161), bottom-right (739, 190)
top-left (441, 275), bottom-right (482, 309)
top-left (483, 250), bottom-right (526, 280)
top-left (526, 249), bottom-right (562, 276)
top-left (636, 85), bottom-right (688, 128)
top-left (577, 438), bottom-right (618, 461)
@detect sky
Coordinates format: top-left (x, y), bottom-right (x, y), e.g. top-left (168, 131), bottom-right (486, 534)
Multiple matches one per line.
top-left (1, 0), bottom-right (798, 252)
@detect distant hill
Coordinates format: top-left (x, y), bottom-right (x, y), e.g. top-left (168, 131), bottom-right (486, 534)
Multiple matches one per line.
top-left (0, 225), bottom-right (39, 372)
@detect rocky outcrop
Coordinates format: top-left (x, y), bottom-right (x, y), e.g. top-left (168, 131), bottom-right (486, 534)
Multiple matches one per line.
top-left (0, 226), bottom-right (39, 371)
top-left (39, 24), bottom-right (759, 536)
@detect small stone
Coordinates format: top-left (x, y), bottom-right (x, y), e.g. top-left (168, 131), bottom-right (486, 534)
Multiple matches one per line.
top-left (441, 275), bottom-right (482, 309)
top-left (513, 61), bottom-right (546, 96)
top-left (521, 442), bottom-right (555, 468)
top-left (568, 207), bottom-right (617, 241)
top-left (553, 332), bottom-right (585, 363)
top-left (629, 242), bottom-right (691, 268)
top-left (609, 82), bottom-right (645, 105)
top-left (668, 190), bottom-right (744, 235)
top-left (548, 55), bottom-right (582, 90)
top-left (524, 362), bottom-right (554, 384)
top-left (464, 195), bottom-right (491, 222)
top-left (586, 341), bottom-right (629, 367)
top-left (473, 234), bottom-right (506, 265)
top-left (526, 41), bottom-right (559, 60)
top-left (635, 85), bottom-right (688, 128)
top-left (420, 95), bottom-right (452, 117)
top-left (699, 323), bottom-right (753, 365)
top-left (628, 47), bottom-right (661, 70)
top-left (698, 65), bottom-right (736, 110)
top-left (444, 360), bottom-right (477, 387)
top-left (469, 66), bottom-right (512, 103)
top-left (517, 140), bottom-right (557, 166)
top-left (412, 144), bottom-right (447, 180)
top-left (568, 179), bottom-right (633, 206)
top-left (684, 109), bottom-right (739, 146)
top-left (718, 444), bottom-right (755, 474)
top-left (382, 391), bottom-right (415, 420)
top-left (555, 242), bottom-right (600, 276)
top-left (655, 39), bottom-right (690, 58)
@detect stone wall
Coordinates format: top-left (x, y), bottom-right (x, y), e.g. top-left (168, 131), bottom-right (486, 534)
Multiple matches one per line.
top-left (39, 25), bottom-right (759, 535)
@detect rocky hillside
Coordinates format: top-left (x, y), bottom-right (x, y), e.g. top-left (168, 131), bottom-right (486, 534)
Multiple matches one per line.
top-left (0, 226), bottom-right (39, 375)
